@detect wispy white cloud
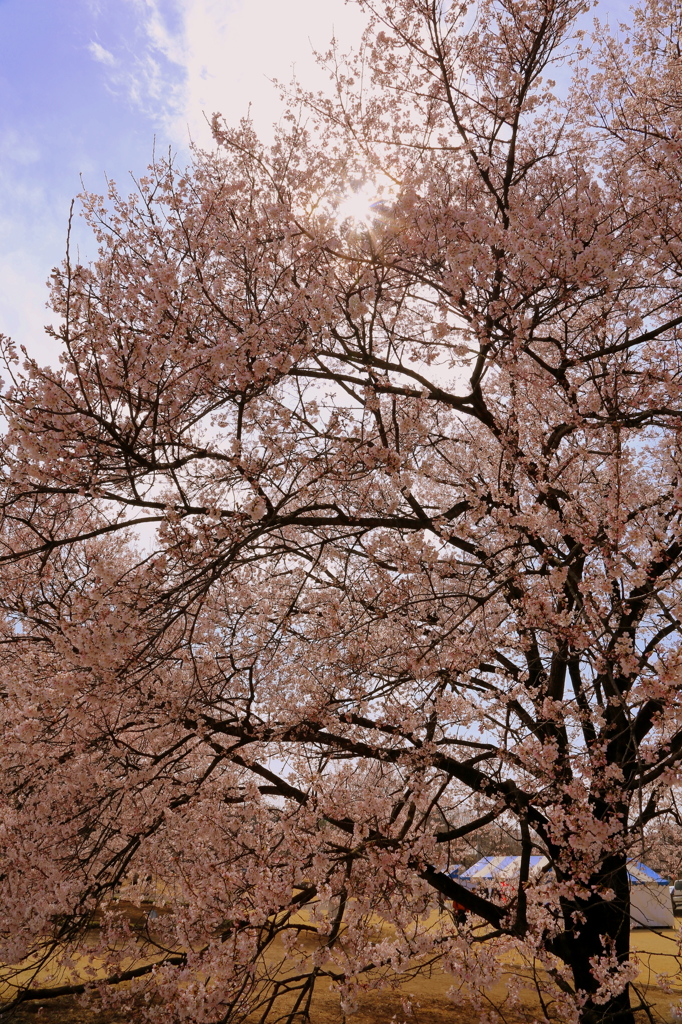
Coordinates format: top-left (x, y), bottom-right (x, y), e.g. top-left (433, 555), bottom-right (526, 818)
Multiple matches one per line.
top-left (85, 0), bottom-right (368, 154)
top-left (129, 0), bottom-right (186, 65)
top-left (164, 0), bottom-right (369, 149)
top-left (86, 0), bottom-right (187, 127)
top-left (88, 40), bottom-right (116, 66)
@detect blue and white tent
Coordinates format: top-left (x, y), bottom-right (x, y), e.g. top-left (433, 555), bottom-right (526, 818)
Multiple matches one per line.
top-left (627, 862), bottom-right (673, 928)
top-left (457, 857), bottom-right (673, 928)
top-left (626, 861), bottom-right (668, 886)
top-left (461, 855), bottom-right (548, 882)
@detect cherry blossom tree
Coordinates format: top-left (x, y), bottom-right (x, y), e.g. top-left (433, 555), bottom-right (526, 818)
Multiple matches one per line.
top-left (1, 0), bottom-right (682, 1022)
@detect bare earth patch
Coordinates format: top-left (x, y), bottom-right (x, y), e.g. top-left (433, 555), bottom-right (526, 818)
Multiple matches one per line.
top-left (4, 929), bottom-right (680, 1023)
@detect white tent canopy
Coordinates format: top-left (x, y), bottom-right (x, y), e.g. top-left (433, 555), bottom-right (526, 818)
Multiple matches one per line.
top-left (457, 857), bottom-right (674, 929)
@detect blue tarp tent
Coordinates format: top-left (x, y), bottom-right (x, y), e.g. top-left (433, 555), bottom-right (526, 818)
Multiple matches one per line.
top-left (456, 857), bottom-right (673, 928)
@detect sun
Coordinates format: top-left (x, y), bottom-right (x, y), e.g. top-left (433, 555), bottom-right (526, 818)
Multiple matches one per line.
top-left (336, 184), bottom-right (380, 226)
top-left (335, 175), bottom-right (397, 227)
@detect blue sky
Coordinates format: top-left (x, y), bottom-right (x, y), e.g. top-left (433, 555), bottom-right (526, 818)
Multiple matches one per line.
top-left (0, 0), bottom-right (632, 363)
top-left (0, 1), bottom-right (183, 357)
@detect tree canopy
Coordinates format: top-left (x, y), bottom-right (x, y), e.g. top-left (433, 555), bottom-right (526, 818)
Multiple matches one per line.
top-left (2, 1), bottom-right (682, 1022)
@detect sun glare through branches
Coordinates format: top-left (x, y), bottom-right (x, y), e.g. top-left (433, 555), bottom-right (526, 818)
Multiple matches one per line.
top-left (336, 183), bottom-right (384, 225)
top-left (331, 173), bottom-right (398, 227)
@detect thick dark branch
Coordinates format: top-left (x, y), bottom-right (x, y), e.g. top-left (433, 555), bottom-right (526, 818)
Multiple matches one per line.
top-left (419, 865), bottom-right (505, 929)
top-left (0, 954), bottom-right (187, 1015)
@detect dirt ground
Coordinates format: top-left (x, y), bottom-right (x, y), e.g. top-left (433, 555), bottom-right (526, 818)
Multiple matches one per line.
top-left (3, 929), bottom-right (681, 1024)
top-left (1, 987), bottom-right (675, 1024)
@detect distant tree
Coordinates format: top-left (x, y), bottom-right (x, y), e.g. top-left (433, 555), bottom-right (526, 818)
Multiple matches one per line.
top-left (2, 1), bottom-right (682, 1022)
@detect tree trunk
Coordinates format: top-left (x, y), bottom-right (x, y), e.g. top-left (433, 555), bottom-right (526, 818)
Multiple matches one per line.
top-left (562, 855), bottom-right (634, 1024)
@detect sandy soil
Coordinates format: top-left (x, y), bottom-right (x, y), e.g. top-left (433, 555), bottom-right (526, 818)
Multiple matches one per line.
top-left (3, 928), bottom-right (681, 1023)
